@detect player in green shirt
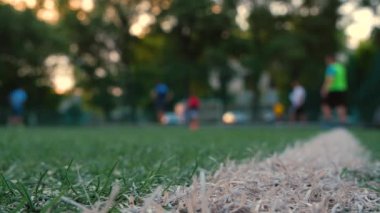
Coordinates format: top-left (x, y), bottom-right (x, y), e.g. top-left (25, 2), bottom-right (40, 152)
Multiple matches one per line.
top-left (321, 55), bottom-right (348, 124)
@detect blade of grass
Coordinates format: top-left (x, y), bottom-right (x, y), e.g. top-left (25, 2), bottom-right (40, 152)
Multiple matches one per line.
top-left (34, 169), bottom-right (48, 196)
top-left (100, 160), bottom-right (119, 194)
top-left (139, 165), bottom-right (161, 192)
top-left (140, 161), bottom-right (165, 190)
top-left (366, 184), bottom-right (380, 193)
top-left (76, 166), bottom-right (92, 206)
top-left (62, 159), bottom-right (79, 196)
top-left (16, 183), bottom-right (36, 212)
top-left (189, 160), bottom-right (199, 179)
top-left (0, 173), bottom-right (15, 195)
top-left (163, 179), bottom-right (176, 192)
top-left (95, 176), bottom-right (101, 193)
top-left (40, 190), bottom-right (67, 212)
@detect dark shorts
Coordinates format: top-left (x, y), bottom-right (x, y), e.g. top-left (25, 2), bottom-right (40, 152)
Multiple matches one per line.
top-left (11, 105), bottom-right (24, 116)
top-left (322, 91), bottom-right (347, 108)
top-left (11, 107), bottom-right (24, 117)
top-left (155, 99), bottom-right (166, 112)
top-left (188, 109), bottom-right (199, 120)
top-left (295, 105), bottom-right (305, 116)
top-left (290, 105), bottom-right (305, 117)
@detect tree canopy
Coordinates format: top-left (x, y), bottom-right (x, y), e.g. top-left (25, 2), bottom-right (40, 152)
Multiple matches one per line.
top-left (1, 0), bottom-right (379, 123)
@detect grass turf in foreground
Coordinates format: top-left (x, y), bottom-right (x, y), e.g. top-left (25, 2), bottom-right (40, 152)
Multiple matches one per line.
top-left (145, 129), bottom-right (378, 212)
top-left (0, 126), bottom-right (378, 211)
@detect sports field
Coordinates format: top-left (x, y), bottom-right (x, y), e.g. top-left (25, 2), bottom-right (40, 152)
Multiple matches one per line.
top-left (0, 126), bottom-right (379, 211)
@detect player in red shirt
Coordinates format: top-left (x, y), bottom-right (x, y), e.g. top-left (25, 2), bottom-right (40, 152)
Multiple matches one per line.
top-left (187, 95), bottom-right (200, 130)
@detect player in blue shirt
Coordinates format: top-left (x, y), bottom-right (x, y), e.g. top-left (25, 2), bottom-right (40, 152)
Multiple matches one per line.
top-left (9, 87), bottom-right (28, 125)
top-left (151, 82), bottom-right (171, 123)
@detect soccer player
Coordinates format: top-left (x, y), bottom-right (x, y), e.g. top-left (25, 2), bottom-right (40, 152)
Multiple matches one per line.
top-left (9, 86), bottom-right (28, 125)
top-left (151, 81), bottom-right (171, 123)
top-left (187, 94), bottom-right (200, 130)
top-left (321, 55), bottom-right (348, 124)
top-left (289, 80), bottom-right (306, 122)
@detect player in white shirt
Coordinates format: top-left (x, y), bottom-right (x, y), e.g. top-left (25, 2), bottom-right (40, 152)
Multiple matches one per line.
top-left (289, 80), bottom-right (306, 122)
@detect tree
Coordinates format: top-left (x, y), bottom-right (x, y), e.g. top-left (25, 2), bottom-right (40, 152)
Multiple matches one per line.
top-left (349, 28), bottom-right (380, 122)
top-left (0, 5), bottom-right (66, 117)
top-left (155, 0), bottom-right (244, 111)
top-left (244, 0), bottom-right (342, 119)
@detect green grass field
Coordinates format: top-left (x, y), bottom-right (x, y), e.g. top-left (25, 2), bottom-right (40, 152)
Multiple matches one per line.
top-left (0, 126), bottom-right (379, 212)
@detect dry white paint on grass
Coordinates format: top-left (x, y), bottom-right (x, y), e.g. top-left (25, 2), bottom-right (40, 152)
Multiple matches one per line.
top-left (127, 128), bottom-right (380, 212)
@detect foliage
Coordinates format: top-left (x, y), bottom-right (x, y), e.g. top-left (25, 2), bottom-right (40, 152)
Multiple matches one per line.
top-left (1, 0), bottom-right (380, 122)
top-left (348, 28), bottom-right (380, 122)
top-left (0, 4), bottom-right (66, 112)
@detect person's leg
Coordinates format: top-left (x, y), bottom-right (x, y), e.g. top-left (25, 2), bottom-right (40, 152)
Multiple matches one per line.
top-left (321, 92), bottom-right (334, 123)
top-left (189, 119), bottom-right (197, 130)
top-left (289, 107), bottom-right (296, 122)
top-left (298, 106), bottom-right (307, 122)
top-left (336, 92), bottom-right (348, 124)
top-left (321, 104), bottom-right (332, 122)
top-left (189, 110), bottom-right (199, 130)
top-left (155, 100), bottom-right (165, 123)
top-left (157, 110), bottom-right (164, 123)
top-left (336, 105), bottom-right (347, 124)
top-left (9, 107), bottom-right (20, 125)
top-left (290, 113), bottom-right (296, 122)
top-left (300, 113), bottom-right (307, 122)
top-left (15, 116), bottom-right (23, 125)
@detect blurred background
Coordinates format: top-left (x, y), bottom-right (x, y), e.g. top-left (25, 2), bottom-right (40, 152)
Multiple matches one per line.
top-left (1, 0), bottom-right (380, 126)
